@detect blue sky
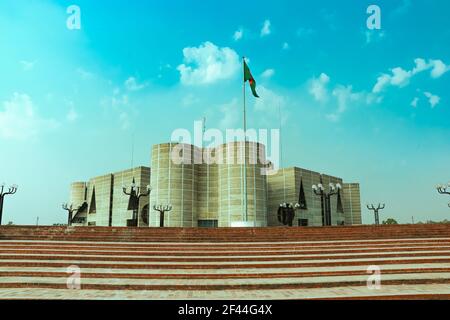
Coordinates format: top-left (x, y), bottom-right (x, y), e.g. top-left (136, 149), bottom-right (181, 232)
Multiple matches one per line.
top-left (0, 0), bottom-right (449, 225)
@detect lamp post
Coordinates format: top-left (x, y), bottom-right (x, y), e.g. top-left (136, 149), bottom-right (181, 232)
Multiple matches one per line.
top-left (0, 183), bottom-right (18, 226)
top-left (277, 203), bottom-right (301, 226)
top-left (312, 183), bottom-right (341, 226)
top-left (123, 179), bottom-right (151, 227)
top-left (436, 183), bottom-right (450, 208)
top-left (153, 204), bottom-right (172, 227)
top-left (367, 203), bottom-right (385, 225)
top-left (62, 203), bottom-right (80, 226)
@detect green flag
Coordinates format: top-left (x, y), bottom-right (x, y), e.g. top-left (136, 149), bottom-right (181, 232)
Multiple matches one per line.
top-left (243, 60), bottom-right (259, 98)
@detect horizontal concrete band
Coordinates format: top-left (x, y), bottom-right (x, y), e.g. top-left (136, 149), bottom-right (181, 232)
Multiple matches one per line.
top-left (2, 272), bottom-right (450, 285)
top-left (1, 250), bottom-right (450, 262)
top-left (3, 284), bottom-right (450, 300)
top-left (2, 277), bottom-right (450, 291)
top-left (2, 238), bottom-right (450, 248)
top-left (2, 257), bottom-right (450, 269)
top-left (1, 268), bottom-right (450, 280)
top-left (2, 262), bottom-right (448, 274)
top-left (5, 235), bottom-right (450, 243)
top-left (2, 226), bottom-right (450, 300)
top-left (2, 246), bottom-right (450, 256)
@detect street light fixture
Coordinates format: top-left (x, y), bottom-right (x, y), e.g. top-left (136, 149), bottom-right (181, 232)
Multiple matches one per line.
top-left (277, 202), bottom-right (302, 226)
top-left (123, 179), bottom-right (151, 227)
top-left (62, 203), bottom-right (78, 226)
top-left (436, 182), bottom-right (450, 195)
top-left (437, 183), bottom-right (450, 208)
top-left (312, 182), bottom-right (341, 226)
top-left (153, 204), bottom-right (172, 227)
top-left (0, 183), bottom-right (18, 225)
top-left (367, 203), bottom-right (385, 225)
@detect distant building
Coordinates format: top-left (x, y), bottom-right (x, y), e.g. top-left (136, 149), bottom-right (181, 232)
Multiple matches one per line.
top-left (68, 142), bottom-right (361, 227)
top-left (69, 167), bottom-right (150, 227)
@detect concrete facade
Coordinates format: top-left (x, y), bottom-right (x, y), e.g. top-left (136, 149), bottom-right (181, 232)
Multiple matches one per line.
top-left (69, 167), bottom-right (150, 227)
top-left (342, 183), bottom-right (362, 225)
top-left (266, 168), bottom-right (355, 227)
top-left (68, 142), bottom-right (361, 227)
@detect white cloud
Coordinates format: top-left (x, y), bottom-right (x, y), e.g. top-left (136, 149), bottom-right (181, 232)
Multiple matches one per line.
top-left (125, 77), bottom-right (148, 91)
top-left (410, 97), bottom-right (419, 108)
top-left (324, 85), bottom-right (375, 122)
top-left (424, 92), bottom-right (440, 108)
top-left (261, 69), bottom-right (275, 79)
top-left (372, 67), bottom-right (413, 93)
top-left (282, 42), bottom-right (290, 50)
top-left (430, 59), bottom-right (449, 78)
top-left (233, 28), bottom-right (243, 41)
top-left (260, 20), bottom-right (271, 37)
top-left (177, 41), bottom-right (240, 86)
top-left (325, 113), bottom-right (340, 122)
top-left (66, 108), bottom-right (78, 122)
top-left (308, 74), bottom-right (378, 122)
top-left (0, 93), bottom-right (58, 140)
top-left (101, 89), bottom-right (129, 108)
top-left (412, 58), bottom-right (428, 74)
top-left (309, 73), bottom-right (330, 102)
top-left (390, 67), bottom-right (412, 87)
top-left (413, 58), bottom-right (449, 78)
top-left (218, 99), bottom-right (240, 130)
top-left (372, 74), bottom-right (391, 93)
top-left (253, 86), bottom-right (287, 127)
top-left (332, 85), bottom-right (362, 114)
top-left (20, 60), bottom-right (35, 71)
top-left (373, 58), bottom-right (449, 93)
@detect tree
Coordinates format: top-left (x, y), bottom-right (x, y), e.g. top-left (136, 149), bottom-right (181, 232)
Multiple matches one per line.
top-left (382, 218), bottom-right (398, 225)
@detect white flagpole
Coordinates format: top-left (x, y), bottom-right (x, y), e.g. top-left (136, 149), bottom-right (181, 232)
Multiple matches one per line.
top-left (242, 57), bottom-right (248, 223)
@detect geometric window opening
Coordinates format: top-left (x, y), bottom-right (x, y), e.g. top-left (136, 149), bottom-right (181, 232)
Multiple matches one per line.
top-left (89, 186), bottom-right (97, 214)
top-left (141, 204), bottom-right (149, 225)
top-left (337, 190), bottom-right (344, 214)
top-left (298, 179), bottom-right (307, 210)
top-left (198, 220), bottom-right (219, 228)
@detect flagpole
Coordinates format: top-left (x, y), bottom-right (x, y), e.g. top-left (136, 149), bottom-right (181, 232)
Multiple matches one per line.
top-left (279, 104), bottom-right (282, 169)
top-left (242, 57), bottom-right (248, 223)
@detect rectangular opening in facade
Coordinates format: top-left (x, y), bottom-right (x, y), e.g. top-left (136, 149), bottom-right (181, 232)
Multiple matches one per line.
top-left (198, 220), bottom-right (218, 228)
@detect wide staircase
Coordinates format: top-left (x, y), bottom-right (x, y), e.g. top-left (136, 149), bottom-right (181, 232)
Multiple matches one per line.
top-left (1, 224), bottom-right (450, 299)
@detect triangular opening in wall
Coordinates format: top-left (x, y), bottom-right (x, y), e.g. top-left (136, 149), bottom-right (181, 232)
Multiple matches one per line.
top-left (337, 190), bottom-right (344, 214)
top-left (298, 179), bottom-right (307, 210)
top-left (89, 187), bottom-right (97, 214)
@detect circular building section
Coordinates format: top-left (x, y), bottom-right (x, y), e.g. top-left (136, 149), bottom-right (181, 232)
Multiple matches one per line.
top-left (149, 143), bottom-right (198, 227)
top-left (217, 141), bottom-right (268, 227)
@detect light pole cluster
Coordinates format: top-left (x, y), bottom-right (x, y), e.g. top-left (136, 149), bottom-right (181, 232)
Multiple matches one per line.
top-left (0, 183), bottom-right (18, 225)
top-left (278, 203), bottom-right (301, 226)
top-left (123, 179), bottom-right (151, 227)
top-left (367, 203), bottom-right (385, 225)
top-left (436, 182), bottom-right (450, 208)
top-left (153, 204), bottom-right (172, 227)
top-left (312, 183), bottom-right (341, 226)
top-left (62, 203), bottom-right (78, 226)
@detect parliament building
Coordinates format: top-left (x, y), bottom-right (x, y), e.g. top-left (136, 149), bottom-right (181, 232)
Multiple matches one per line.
top-left (68, 141), bottom-right (361, 227)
